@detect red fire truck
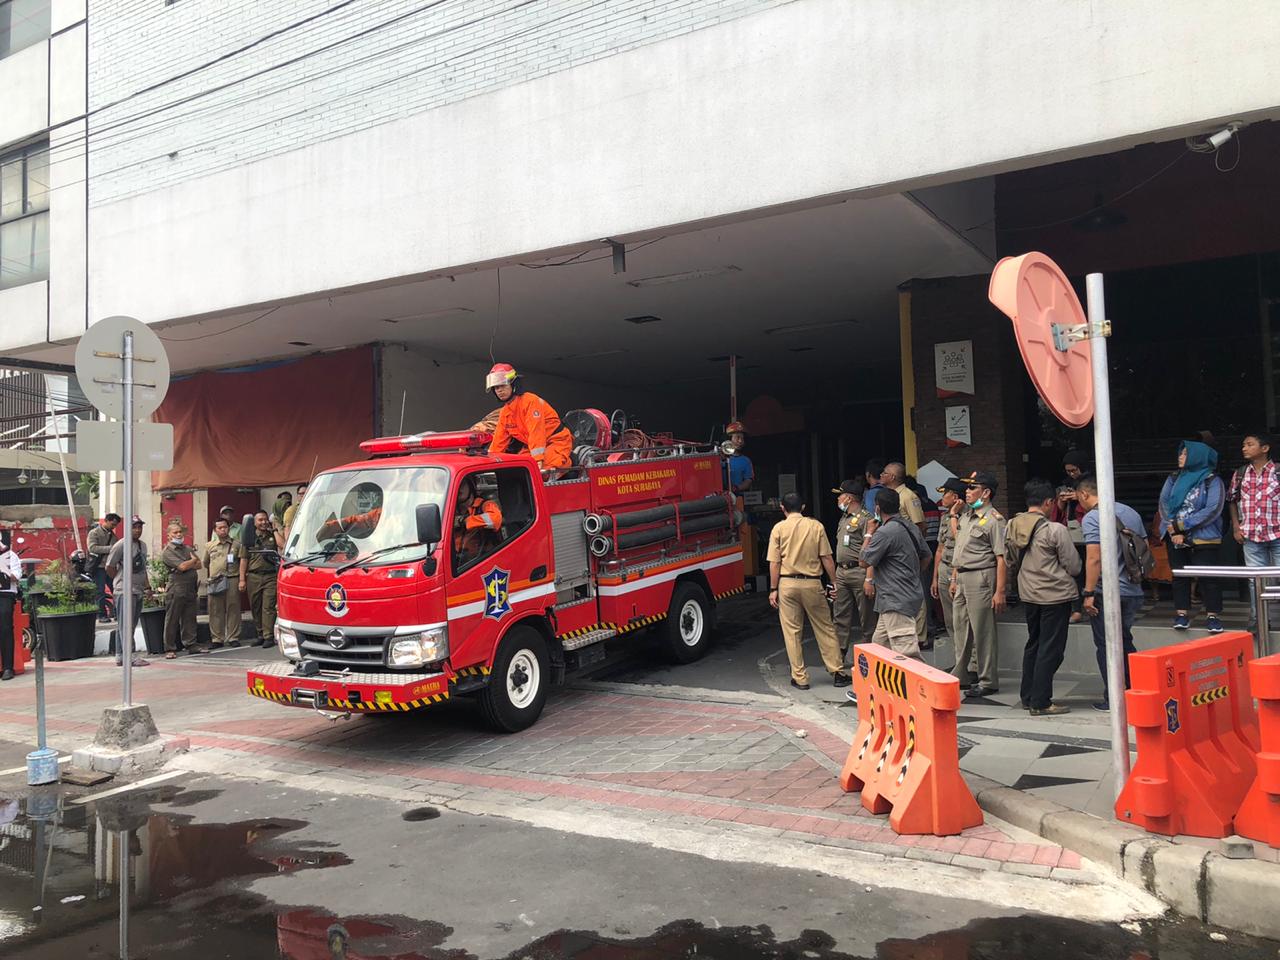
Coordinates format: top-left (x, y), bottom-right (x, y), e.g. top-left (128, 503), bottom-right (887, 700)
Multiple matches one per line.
top-left (246, 422), bottom-right (744, 731)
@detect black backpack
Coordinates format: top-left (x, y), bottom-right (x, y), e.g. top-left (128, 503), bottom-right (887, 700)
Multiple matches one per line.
top-left (1117, 519), bottom-right (1155, 582)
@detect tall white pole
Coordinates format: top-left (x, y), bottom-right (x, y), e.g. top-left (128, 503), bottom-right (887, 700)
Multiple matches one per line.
top-left (1086, 273), bottom-right (1130, 796)
top-left (121, 332), bottom-right (134, 706)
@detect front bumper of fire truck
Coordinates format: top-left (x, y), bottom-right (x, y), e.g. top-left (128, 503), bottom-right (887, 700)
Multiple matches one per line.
top-left (246, 660), bottom-right (453, 712)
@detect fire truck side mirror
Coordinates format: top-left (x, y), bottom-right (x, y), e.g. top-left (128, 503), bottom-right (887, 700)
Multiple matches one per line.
top-left (415, 503), bottom-right (442, 548)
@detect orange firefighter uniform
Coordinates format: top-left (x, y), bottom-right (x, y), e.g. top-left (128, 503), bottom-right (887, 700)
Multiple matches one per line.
top-left (454, 496), bottom-right (503, 560)
top-left (489, 392), bottom-right (572, 469)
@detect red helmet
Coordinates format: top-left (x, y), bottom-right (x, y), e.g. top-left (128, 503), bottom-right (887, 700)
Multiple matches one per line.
top-left (485, 363), bottom-right (519, 391)
top-left (726, 421), bottom-right (746, 435)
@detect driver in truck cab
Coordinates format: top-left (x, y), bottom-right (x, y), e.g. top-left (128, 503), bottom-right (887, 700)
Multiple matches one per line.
top-left (485, 363), bottom-right (572, 470)
top-left (453, 476), bottom-right (503, 564)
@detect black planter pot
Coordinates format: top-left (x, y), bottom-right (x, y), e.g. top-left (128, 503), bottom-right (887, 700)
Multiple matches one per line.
top-left (39, 609), bottom-right (97, 662)
top-left (140, 607), bottom-right (166, 655)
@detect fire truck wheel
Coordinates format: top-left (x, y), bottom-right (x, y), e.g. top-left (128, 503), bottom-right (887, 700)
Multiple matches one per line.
top-left (659, 581), bottom-right (713, 664)
top-left (479, 626), bottom-right (549, 732)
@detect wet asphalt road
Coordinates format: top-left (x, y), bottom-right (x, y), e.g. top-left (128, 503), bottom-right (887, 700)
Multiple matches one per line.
top-left (0, 773), bottom-right (1276, 960)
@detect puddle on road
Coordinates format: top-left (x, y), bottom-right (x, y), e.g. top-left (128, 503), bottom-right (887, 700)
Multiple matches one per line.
top-left (0, 786), bottom-right (1275, 959)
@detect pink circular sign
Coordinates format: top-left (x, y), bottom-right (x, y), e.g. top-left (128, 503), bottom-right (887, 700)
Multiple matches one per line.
top-left (988, 252), bottom-right (1094, 428)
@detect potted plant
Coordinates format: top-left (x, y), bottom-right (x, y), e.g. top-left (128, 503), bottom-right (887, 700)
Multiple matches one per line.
top-left (35, 559), bottom-right (98, 661)
top-left (139, 557), bottom-right (170, 655)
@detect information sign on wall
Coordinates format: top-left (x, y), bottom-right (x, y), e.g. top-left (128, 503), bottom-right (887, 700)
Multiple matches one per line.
top-left (935, 340), bottom-right (975, 397)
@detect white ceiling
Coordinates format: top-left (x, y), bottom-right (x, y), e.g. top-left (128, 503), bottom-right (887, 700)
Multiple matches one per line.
top-left (14, 190), bottom-right (993, 396)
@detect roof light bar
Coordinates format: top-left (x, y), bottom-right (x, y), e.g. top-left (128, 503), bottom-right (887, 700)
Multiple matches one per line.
top-left (359, 431), bottom-right (492, 455)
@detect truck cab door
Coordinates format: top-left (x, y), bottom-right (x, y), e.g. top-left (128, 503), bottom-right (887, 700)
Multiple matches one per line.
top-left (444, 464), bottom-right (553, 669)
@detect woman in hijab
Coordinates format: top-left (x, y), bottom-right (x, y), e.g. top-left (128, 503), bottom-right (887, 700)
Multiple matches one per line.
top-left (1157, 440), bottom-right (1226, 632)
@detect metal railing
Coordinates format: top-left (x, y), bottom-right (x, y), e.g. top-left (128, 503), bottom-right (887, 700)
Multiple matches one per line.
top-left (1173, 565), bottom-right (1280, 658)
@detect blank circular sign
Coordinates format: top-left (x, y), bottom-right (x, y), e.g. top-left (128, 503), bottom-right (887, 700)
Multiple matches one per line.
top-left (988, 252), bottom-right (1094, 428)
top-left (73, 315), bottom-right (171, 420)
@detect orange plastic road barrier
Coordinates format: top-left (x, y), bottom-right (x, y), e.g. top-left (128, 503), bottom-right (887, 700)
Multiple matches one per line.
top-left (839, 643), bottom-right (982, 836)
top-left (1236, 652), bottom-right (1280, 847)
top-left (12, 600), bottom-right (31, 676)
top-left (1116, 631), bottom-right (1259, 837)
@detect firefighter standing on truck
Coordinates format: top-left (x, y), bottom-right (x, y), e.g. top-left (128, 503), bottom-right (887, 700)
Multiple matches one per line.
top-left (240, 509), bottom-right (284, 649)
top-left (454, 476), bottom-right (503, 564)
top-left (486, 363), bottom-right (572, 470)
top-left (767, 491), bottom-right (852, 690)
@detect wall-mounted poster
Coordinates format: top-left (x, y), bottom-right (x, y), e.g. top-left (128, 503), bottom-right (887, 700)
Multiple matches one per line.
top-left (935, 340), bottom-right (974, 397)
top-left (945, 405), bottom-right (972, 447)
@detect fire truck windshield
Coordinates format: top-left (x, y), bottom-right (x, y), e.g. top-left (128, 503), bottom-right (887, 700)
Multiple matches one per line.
top-left (283, 465), bottom-right (449, 567)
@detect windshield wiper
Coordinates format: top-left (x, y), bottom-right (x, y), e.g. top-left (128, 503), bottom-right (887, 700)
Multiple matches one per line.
top-left (281, 549), bottom-right (334, 569)
top-left (336, 542), bottom-right (425, 574)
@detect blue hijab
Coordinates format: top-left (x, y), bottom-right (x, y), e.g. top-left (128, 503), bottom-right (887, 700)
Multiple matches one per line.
top-left (1162, 441), bottom-right (1218, 517)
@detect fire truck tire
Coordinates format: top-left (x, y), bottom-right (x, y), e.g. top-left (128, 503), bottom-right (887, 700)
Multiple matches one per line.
top-left (659, 581), bottom-right (713, 664)
top-left (479, 626), bottom-right (549, 732)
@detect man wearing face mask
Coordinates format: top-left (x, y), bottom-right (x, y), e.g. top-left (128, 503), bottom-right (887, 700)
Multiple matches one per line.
top-left (831, 478), bottom-right (876, 659)
top-left (161, 520), bottom-right (205, 658)
top-left (949, 471), bottom-right (1007, 700)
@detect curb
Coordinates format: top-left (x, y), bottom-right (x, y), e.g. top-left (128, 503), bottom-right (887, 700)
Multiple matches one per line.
top-left (966, 775), bottom-right (1280, 938)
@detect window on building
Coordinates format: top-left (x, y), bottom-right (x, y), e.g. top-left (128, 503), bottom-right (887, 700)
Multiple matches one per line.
top-left (0, 141), bottom-right (49, 291)
top-left (0, 0), bottom-right (50, 60)
top-left (451, 467), bottom-right (535, 575)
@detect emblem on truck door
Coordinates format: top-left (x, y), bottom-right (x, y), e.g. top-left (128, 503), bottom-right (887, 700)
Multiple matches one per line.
top-left (483, 567), bottom-right (512, 621)
top-left (326, 582), bottom-right (348, 618)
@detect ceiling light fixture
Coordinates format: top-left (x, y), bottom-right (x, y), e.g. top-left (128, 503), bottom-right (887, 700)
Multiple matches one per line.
top-left (17, 470), bottom-right (28, 484)
top-left (380, 307), bottom-right (474, 324)
top-left (626, 266), bottom-right (741, 288)
top-left (764, 319), bottom-right (858, 336)
top-left (554, 348), bottom-right (628, 361)
top-left (39, 470), bottom-right (50, 485)
top-left (622, 315), bottom-right (663, 325)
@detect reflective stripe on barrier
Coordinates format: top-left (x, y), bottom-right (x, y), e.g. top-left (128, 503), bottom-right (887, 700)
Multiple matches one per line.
top-left (1236, 653), bottom-right (1280, 848)
top-left (839, 643), bottom-right (982, 836)
top-left (1116, 631), bottom-right (1260, 838)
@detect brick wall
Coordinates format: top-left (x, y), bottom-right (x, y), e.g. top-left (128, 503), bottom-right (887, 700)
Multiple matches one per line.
top-left (86, 0), bottom-right (792, 204)
top-left (908, 275), bottom-right (1028, 518)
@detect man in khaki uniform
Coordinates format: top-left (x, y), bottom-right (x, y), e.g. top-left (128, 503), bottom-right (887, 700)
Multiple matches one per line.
top-left (205, 517), bottom-right (242, 647)
top-left (161, 521), bottom-right (205, 657)
top-left (949, 471), bottom-right (1007, 699)
top-left (931, 478), bottom-right (968, 660)
top-left (767, 492), bottom-right (851, 690)
top-left (240, 510), bottom-right (284, 649)
top-left (831, 479), bottom-right (876, 659)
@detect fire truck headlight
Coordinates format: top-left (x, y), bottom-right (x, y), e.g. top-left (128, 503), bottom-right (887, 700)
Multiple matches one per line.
top-left (275, 624), bottom-right (300, 659)
top-left (389, 627), bottom-right (448, 668)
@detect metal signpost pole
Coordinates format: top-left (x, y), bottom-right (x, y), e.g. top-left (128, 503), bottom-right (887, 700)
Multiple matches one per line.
top-left (118, 829), bottom-right (129, 960)
top-left (120, 332), bottom-right (134, 707)
top-left (1086, 273), bottom-right (1131, 795)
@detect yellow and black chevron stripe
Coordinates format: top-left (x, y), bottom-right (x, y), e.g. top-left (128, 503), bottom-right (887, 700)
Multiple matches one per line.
top-left (896, 715), bottom-right (916, 786)
top-left (1191, 685), bottom-right (1229, 707)
top-left (855, 691), bottom-right (877, 762)
top-left (616, 612), bottom-right (668, 634)
top-left (874, 659), bottom-right (908, 699)
top-left (714, 585), bottom-right (747, 600)
top-left (559, 622), bottom-right (619, 640)
top-left (452, 665), bottom-right (492, 679)
top-left (247, 684), bottom-right (448, 711)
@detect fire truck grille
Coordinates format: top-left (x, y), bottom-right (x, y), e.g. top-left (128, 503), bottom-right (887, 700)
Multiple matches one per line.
top-left (298, 633), bottom-right (388, 669)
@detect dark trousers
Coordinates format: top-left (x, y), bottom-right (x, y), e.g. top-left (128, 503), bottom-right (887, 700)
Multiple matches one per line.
top-left (92, 567), bottom-right (109, 617)
top-left (1020, 601), bottom-right (1072, 709)
top-left (0, 593), bottom-right (14, 673)
top-left (1166, 540), bottom-right (1223, 613)
top-left (1088, 593), bottom-right (1143, 705)
top-left (164, 590), bottom-right (197, 652)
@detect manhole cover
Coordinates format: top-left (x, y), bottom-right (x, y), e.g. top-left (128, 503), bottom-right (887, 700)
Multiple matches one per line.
top-left (401, 806), bottom-right (441, 822)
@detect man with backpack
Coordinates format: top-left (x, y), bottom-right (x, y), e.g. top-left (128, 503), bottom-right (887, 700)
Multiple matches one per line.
top-left (1005, 480), bottom-right (1081, 716)
top-left (1076, 475), bottom-right (1150, 711)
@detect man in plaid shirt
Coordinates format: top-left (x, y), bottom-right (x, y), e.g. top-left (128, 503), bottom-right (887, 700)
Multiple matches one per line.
top-left (1229, 431), bottom-right (1280, 627)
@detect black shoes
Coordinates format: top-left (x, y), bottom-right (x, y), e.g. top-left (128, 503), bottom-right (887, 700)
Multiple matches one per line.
top-left (790, 679), bottom-right (811, 691)
top-left (0, 669), bottom-right (13, 681)
top-left (964, 685), bottom-right (998, 700)
top-left (1030, 704), bottom-right (1072, 716)
top-left (832, 672), bottom-right (852, 688)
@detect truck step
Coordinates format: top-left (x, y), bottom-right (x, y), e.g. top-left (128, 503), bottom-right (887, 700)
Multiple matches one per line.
top-left (560, 626), bottom-right (618, 651)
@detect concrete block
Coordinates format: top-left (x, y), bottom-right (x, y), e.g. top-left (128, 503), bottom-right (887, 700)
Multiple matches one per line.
top-left (1206, 855), bottom-right (1280, 939)
top-left (1219, 835), bottom-right (1256, 860)
top-left (1040, 810), bottom-right (1151, 875)
top-left (950, 854), bottom-right (999, 872)
top-left (1149, 844), bottom-right (1210, 921)
top-left (975, 785), bottom-right (1065, 835)
top-left (92, 704), bottom-right (158, 750)
top-left (1121, 836), bottom-right (1169, 890)
top-left (904, 847), bottom-right (955, 865)
top-left (71, 734), bottom-right (188, 776)
top-left (1001, 862), bottom-right (1052, 878)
